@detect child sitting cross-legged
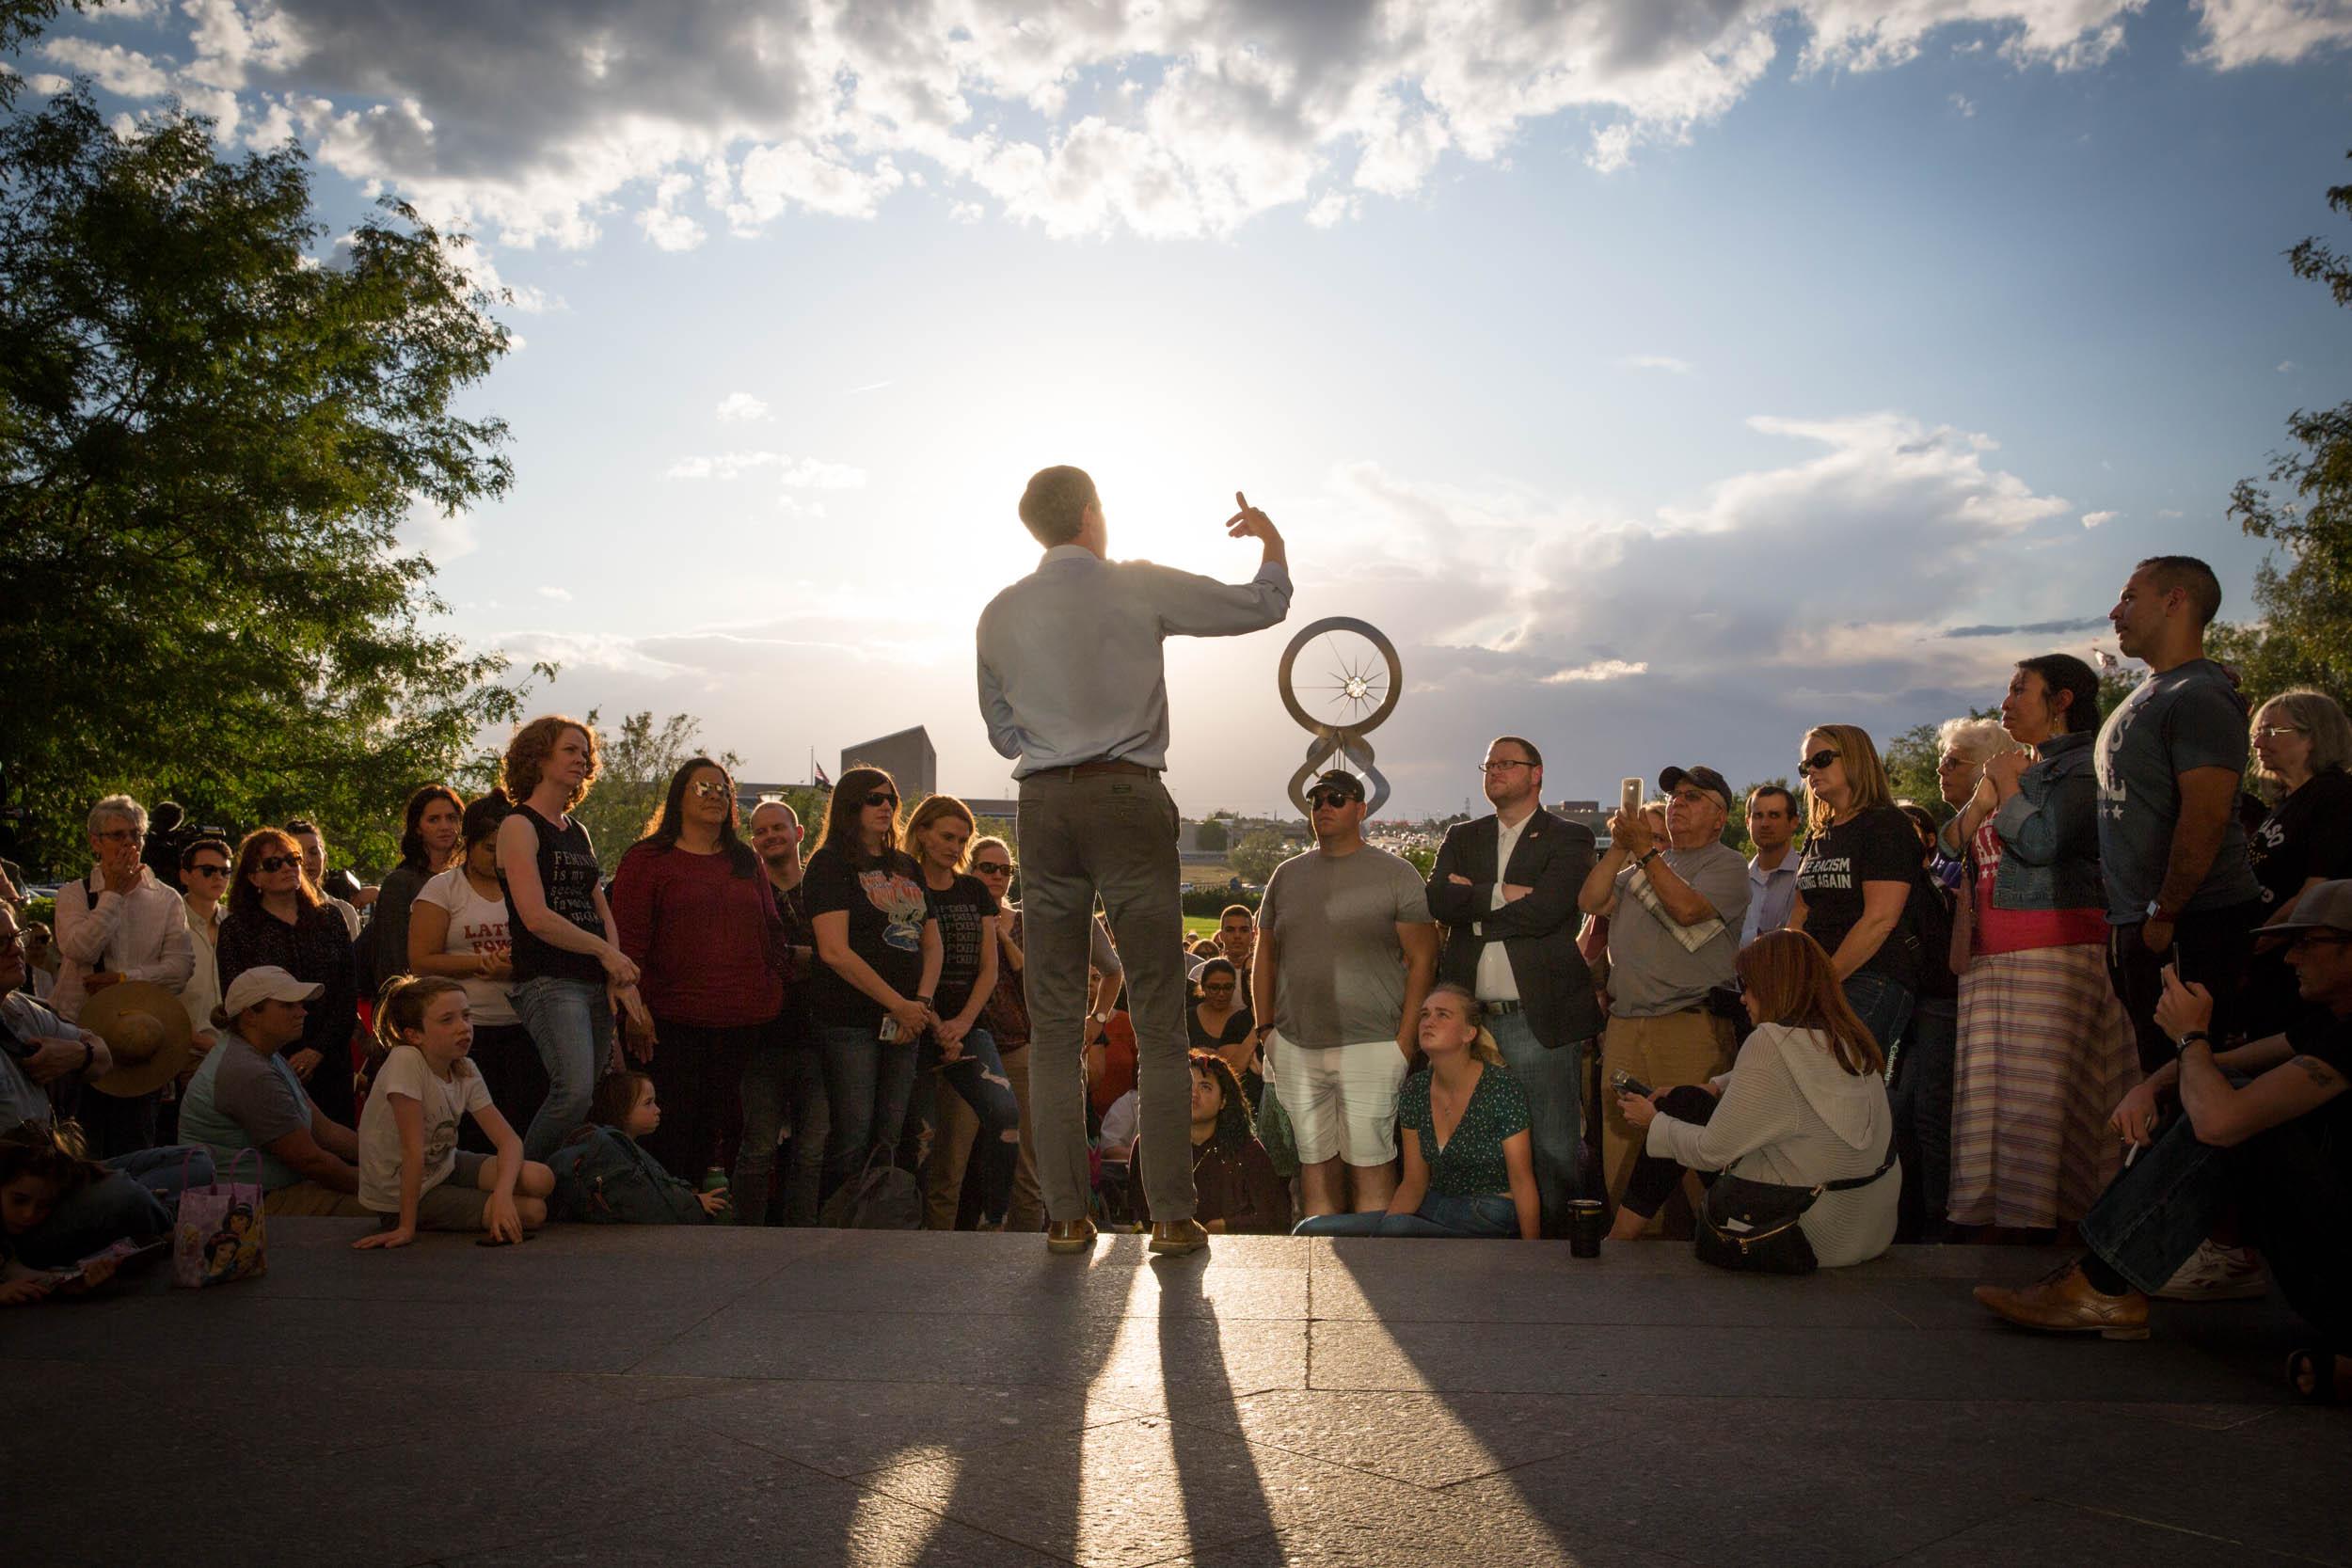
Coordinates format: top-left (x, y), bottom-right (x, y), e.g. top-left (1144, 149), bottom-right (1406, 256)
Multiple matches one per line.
top-left (354, 976), bottom-right (556, 1250)
top-left (545, 1072), bottom-right (729, 1224)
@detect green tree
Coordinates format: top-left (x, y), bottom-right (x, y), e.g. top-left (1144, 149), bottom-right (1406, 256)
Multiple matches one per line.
top-left (0, 85), bottom-right (520, 874)
top-left (1194, 818), bottom-right (1229, 852)
top-left (569, 711), bottom-right (741, 871)
top-left (2220, 151), bottom-right (2352, 705)
top-left (1228, 830), bottom-right (1293, 885)
top-left (1880, 721), bottom-right (1947, 817)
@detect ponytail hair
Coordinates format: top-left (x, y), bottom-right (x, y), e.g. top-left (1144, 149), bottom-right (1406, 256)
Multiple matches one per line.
top-left (373, 974), bottom-right (470, 1060)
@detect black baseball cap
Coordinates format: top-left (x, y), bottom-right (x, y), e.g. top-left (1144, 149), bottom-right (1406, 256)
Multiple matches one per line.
top-left (1310, 770), bottom-right (1367, 803)
top-left (1659, 765), bottom-right (1734, 815)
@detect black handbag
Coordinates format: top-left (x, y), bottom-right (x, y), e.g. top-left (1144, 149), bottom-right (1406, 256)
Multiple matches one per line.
top-left (1694, 1152), bottom-right (1897, 1275)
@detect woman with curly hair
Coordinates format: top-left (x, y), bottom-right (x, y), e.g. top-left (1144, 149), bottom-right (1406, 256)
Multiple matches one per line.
top-left (496, 715), bottom-right (644, 1162)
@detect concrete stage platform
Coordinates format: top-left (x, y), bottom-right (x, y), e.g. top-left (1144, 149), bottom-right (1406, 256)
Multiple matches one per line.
top-left (10, 1220), bottom-right (2345, 1567)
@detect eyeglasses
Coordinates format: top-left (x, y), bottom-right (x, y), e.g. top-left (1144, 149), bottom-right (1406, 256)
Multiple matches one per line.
top-left (94, 828), bottom-right (139, 843)
top-left (187, 863), bottom-right (230, 879)
top-left (1477, 759), bottom-right (1534, 774)
top-left (691, 780), bottom-right (732, 799)
top-left (1936, 755), bottom-right (1971, 770)
top-left (863, 791), bottom-right (898, 809)
top-left (2255, 725), bottom-right (2308, 739)
top-left (1797, 749), bottom-right (1840, 777)
top-left (2289, 930), bottom-right (2350, 953)
top-left (972, 861), bottom-right (1013, 877)
top-left (1308, 789), bottom-right (1359, 810)
top-left (1200, 982), bottom-right (1236, 994)
top-left (256, 854), bottom-right (300, 873)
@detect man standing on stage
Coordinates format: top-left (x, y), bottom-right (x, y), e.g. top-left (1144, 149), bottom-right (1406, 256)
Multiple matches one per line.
top-left (977, 467), bottom-right (1292, 1256)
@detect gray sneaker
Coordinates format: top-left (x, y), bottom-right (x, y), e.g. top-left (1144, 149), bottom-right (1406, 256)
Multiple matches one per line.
top-left (2152, 1240), bottom-right (2269, 1302)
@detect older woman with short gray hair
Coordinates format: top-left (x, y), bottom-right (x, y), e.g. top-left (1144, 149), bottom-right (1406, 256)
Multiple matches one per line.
top-left (2242, 688), bottom-right (2352, 1039)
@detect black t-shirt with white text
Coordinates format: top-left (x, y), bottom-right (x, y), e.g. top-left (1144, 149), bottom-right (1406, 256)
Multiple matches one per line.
top-left (802, 845), bottom-right (930, 1030)
top-left (2249, 769), bottom-right (2352, 910)
top-left (1797, 805), bottom-right (1923, 990)
top-left (926, 874), bottom-right (1001, 1021)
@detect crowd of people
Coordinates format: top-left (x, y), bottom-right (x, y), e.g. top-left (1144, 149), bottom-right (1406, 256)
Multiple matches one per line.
top-left (0, 519), bottom-right (2343, 1402)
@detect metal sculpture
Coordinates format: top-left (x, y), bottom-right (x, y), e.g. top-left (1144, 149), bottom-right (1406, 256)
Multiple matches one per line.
top-left (1277, 616), bottom-right (1403, 817)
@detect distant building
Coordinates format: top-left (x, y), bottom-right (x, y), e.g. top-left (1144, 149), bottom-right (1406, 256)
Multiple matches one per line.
top-left (841, 726), bottom-right (936, 799)
top-left (961, 798), bottom-right (1020, 820)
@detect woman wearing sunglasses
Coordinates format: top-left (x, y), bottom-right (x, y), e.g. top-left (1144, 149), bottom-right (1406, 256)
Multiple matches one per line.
top-left (610, 757), bottom-right (784, 1191)
top-left (1789, 725), bottom-right (1925, 1065)
top-left (803, 767), bottom-right (941, 1209)
top-left (216, 827), bottom-right (363, 1129)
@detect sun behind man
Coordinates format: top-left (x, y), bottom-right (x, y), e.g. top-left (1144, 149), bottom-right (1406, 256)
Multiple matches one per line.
top-left (977, 467), bottom-right (1293, 1257)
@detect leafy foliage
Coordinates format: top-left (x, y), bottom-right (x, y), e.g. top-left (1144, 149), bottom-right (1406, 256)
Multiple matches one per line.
top-left (1227, 830), bottom-right (1295, 885)
top-left (568, 712), bottom-right (741, 873)
top-left (0, 86), bottom-right (521, 875)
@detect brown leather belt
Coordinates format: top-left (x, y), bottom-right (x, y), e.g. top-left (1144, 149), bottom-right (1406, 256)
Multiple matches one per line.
top-left (1057, 759), bottom-right (1154, 780)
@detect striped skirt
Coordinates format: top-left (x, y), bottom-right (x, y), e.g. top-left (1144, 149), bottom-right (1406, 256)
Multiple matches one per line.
top-left (1949, 943), bottom-right (2141, 1229)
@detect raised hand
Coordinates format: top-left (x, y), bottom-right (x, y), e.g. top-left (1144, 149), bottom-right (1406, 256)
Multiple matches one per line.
top-left (1225, 490), bottom-right (1279, 541)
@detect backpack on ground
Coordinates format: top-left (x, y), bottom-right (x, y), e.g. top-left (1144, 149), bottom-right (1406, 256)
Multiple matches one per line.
top-left (548, 1127), bottom-right (709, 1225)
top-left (818, 1145), bottom-right (921, 1229)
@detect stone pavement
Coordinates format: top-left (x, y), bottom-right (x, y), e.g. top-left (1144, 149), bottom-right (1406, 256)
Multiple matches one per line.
top-left (9, 1220), bottom-right (2346, 1567)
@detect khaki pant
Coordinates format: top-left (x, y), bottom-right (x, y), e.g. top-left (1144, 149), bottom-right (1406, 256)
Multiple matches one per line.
top-left (924, 1040), bottom-right (1045, 1231)
top-left (1600, 1009), bottom-right (1735, 1226)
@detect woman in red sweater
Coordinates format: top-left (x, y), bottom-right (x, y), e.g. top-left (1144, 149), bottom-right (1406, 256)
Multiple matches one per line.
top-left (610, 757), bottom-right (785, 1189)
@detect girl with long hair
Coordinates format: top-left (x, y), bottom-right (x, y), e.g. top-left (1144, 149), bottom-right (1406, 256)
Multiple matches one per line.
top-left (898, 796), bottom-right (1021, 1229)
top-left (216, 826), bottom-right (362, 1128)
top-left (1293, 985), bottom-right (1539, 1239)
top-left (410, 791), bottom-right (548, 1151)
top-left (610, 757), bottom-right (784, 1189)
top-left (366, 784), bottom-right (465, 991)
top-left (1613, 930), bottom-right (1897, 1264)
top-left (802, 768), bottom-right (941, 1209)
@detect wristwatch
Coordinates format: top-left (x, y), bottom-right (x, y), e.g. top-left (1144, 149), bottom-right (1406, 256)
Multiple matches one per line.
top-left (1092, 1010), bottom-right (1112, 1024)
top-left (1637, 847), bottom-right (1661, 867)
top-left (2145, 899), bottom-right (2182, 924)
top-left (2175, 1029), bottom-right (2211, 1051)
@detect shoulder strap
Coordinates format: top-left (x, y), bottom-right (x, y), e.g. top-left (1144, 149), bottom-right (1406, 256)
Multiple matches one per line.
top-left (1820, 1148), bottom-right (1899, 1193)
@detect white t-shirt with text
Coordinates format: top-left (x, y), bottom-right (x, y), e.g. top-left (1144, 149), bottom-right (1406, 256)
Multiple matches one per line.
top-left (413, 868), bottom-right (519, 1027)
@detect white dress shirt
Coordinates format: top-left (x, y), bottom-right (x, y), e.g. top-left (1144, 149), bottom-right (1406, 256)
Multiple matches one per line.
top-left (50, 864), bottom-right (197, 1022)
top-left (977, 546), bottom-right (1292, 777)
top-left (1473, 810), bottom-right (1534, 1003)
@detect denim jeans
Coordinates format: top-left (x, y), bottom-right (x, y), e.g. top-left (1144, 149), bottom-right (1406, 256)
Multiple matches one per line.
top-left (1843, 972), bottom-right (1915, 1076)
top-left (900, 1025), bottom-right (1020, 1226)
top-left (735, 1012), bottom-right (828, 1227)
top-left (459, 1022), bottom-right (548, 1157)
top-left (1620, 1085), bottom-right (1724, 1219)
top-left (1294, 1192), bottom-right (1518, 1238)
top-left (1891, 994), bottom-right (1956, 1242)
top-left (17, 1145), bottom-right (215, 1268)
top-left (1488, 1009), bottom-right (1589, 1234)
top-left (512, 976), bottom-right (615, 1163)
top-left (2106, 903), bottom-right (2261, 1074)
top-left (818, 1022), bottom-right (918, 1201)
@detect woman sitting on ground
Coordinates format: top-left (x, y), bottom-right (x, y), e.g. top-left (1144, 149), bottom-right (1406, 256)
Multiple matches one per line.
top-left (1612, 929), bottom-right (1897, 1265)
top-left (1294, 985), bottom-right (1539, 1240)
top-left (1131, 1052), bottom-right (1291, 1234)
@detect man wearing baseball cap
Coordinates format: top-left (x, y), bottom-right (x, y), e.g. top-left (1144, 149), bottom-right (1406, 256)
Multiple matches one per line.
top-left (1977, 880), bottom-right (2351, 1398)
top-left (1252, 769), bottom-right (1439, 1221)
top-left (1577, 764), bottom-right (1752, 1228)
top-left (178, 965), bottom-right (370, 1215)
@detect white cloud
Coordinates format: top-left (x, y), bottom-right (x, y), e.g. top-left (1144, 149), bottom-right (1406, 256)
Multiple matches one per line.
top-left (663, 450), bottom-right (866, 488)
top-left (394, 499), bottom-right (479, 563)
top-left (37, 1), bottom-right (2320, 245)
top-left (1544, 658), bottom-right (1651, 683)
top-left (2279, 359), bottom-right (2298, 372)
top-left (2156, 507), bottom-right (2185, 518)
top-left (1950, 92), bottom-right (1978, 116)
top-left (714, 391), bottom-right (770, 423)
top-left (2081, 509), bottom-right (2120, 528)
top-left (1620, 354), bottom-right (1693, 373)
top-left (536, 585), bottom-right (573, 602)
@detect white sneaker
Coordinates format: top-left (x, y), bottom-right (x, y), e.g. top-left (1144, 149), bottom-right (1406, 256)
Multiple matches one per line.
top-left (2152, 1240), bottom-right (2269, 1302)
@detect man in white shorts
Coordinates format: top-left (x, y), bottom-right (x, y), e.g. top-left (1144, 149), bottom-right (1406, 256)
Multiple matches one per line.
top-left (1249, 769), bottom-right (1438, 1218)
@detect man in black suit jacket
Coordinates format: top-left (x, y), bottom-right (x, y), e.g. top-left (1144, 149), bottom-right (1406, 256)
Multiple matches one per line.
top-left (1425, 736), bottom-right (1603, 1237)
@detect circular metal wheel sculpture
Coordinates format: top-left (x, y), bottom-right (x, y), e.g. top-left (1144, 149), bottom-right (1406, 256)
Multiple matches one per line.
top-left (1277, 616), bottom-right (1404, 817)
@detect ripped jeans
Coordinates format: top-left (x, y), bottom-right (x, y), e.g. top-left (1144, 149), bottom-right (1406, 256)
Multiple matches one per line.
top-left (899, 1024), bottom-right (1020, 1227)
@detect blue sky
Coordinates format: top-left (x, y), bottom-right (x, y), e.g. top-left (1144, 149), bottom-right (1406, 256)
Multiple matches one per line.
top-left (12, 0), bottom-right (2351, 817)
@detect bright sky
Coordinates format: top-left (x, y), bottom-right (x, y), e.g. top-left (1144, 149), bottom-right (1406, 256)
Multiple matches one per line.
top-left (15, 1), bottom-right (2351, 817)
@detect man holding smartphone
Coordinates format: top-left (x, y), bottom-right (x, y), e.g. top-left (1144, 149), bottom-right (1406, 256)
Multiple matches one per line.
top-left (977, 467), bottom-right (1292, 1257)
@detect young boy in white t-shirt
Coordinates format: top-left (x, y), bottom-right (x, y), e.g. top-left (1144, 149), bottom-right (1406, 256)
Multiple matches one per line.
top-left (354, 976), bottom-right (555, 1248)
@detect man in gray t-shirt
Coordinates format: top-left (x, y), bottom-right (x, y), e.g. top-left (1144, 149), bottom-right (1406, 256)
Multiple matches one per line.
top-left (1251, 770), bottom-right (1438, 1219)
top-left (2097, 555), bottom-right (2265, 1072)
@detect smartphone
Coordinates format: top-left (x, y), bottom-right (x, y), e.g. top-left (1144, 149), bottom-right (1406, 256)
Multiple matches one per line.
top-left (878, 1016), bottom-right (905, 1044)
top-left (1620, 777), bottom-right (1644, 816)
top-left (1611, 1069), bottom-right (1651, 1098)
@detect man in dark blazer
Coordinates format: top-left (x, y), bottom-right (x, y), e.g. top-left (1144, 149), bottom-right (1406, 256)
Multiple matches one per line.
top-left (1425, 736), bottom-right (1603, 1236)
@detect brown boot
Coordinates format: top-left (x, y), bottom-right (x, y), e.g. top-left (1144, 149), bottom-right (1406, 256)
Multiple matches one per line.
top-left (1045, 1217), bottom-right (1098, 1255)
top-left (1148, 1218), bottom-right (1209, 1256)
top-left (1974, 1263), bottom-right (2150, 1340)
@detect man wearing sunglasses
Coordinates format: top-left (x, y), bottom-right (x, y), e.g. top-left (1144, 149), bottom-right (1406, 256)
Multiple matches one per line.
top-left (1976, 881), bottom-right (2350, 1397)
top-left (1254, 769), bottom-right (1439, 1221)
top-left (977, 466), bottom-right (1292, 1256)
top-left (175, 836), bottom-right (235, 1073)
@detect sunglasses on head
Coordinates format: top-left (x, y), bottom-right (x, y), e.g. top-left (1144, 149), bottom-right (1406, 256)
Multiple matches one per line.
top-left (863, 791), bottom-right (898, 809)
top-left (256, 854), bottom-right (301, 873)
top-left (1797, 749), bottom-right (1840, 777)
top-left (1309, 789), bottom-right (1359, 811)
top-left (972, 860), bottom-right (1013, 877)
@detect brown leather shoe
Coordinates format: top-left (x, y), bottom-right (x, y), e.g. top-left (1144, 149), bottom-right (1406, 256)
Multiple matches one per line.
top-left (1045, 1217), bottom-right (1098, 1255)
top-left (1974, 1264), bottom-right (2150, 1340)
top-left (1148, 1219), bottom-right (1209, 1256)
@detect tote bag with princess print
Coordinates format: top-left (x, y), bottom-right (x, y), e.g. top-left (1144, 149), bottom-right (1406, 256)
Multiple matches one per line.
top-left (172, 1147), bottom-right (267, 1288)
